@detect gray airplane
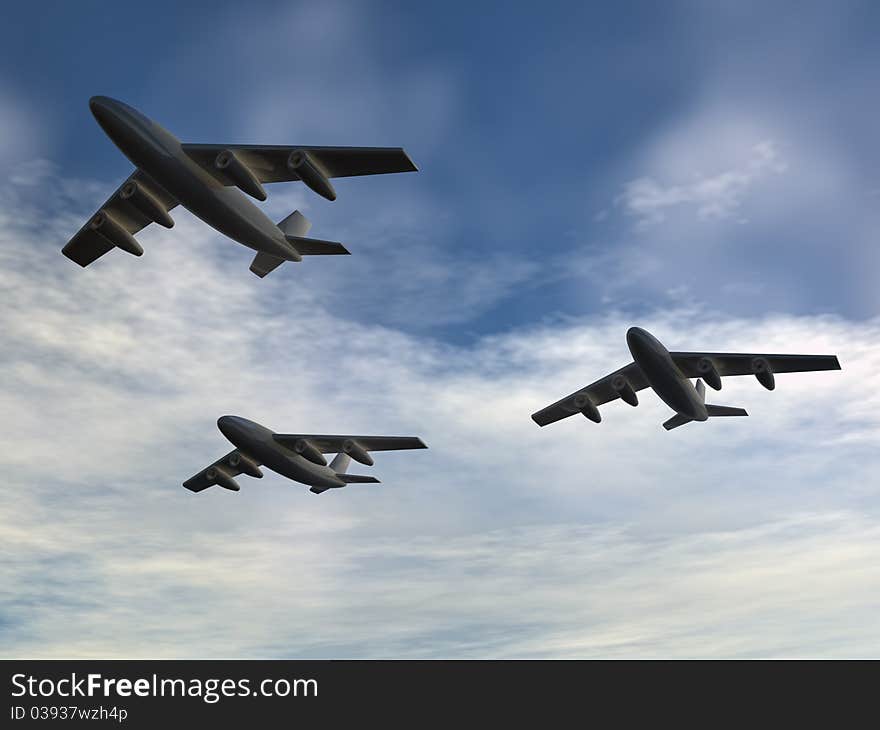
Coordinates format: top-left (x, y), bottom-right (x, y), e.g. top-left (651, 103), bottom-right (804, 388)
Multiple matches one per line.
top-left (532, 327), bottom-right (841, 431)
top-left (184, 416), bottom-right (427, 494)
top-left (63, 96), bottom-right (418, 276)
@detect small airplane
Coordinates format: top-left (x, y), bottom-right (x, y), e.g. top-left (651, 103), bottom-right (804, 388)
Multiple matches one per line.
top-left (531, 327), bottom-right (841, 431)
top-left (63, 96), bottom-right (418, 277)
top-left (184, 416), bottom-right (427, 494)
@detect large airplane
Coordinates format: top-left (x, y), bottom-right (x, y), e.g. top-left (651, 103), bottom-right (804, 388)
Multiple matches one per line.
top-left (184, 416), bottom-right (427, 494)
top-left (531, 327), bottom-right (841, 431)
top-left (62, 96), bottom-right (418, 277)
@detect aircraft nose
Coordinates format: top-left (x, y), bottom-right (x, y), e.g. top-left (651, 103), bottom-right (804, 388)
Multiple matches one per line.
top-left (89, 95), bottom-right (111, 115)
top-left (89, 96), bottom-right (123, 131)
top-left (626, 327), bottom-right (649, 348)
top-left (217, 415), bottom-right (241, 437)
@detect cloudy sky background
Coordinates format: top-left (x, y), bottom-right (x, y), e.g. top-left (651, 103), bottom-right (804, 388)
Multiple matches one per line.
top-left (2, 0), bottom-right (880, 657)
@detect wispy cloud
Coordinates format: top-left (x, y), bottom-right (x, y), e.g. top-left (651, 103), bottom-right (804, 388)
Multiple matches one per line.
top-left (618, 140), bottom-right (787, 226)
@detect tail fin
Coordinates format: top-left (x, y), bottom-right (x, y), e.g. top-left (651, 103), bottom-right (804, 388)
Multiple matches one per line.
top-left (278, 210), bottom-right (348, 256)
top-left (252, 211), bottom-right (349, 277)
top-left (277, 210), bottom-right (309, 236)
top-left (324, 451), bottom-right (380, 486)
top-left (329, 452), bottom-right (350, 474)
top-left (663, 379), bottom-right (748, 430)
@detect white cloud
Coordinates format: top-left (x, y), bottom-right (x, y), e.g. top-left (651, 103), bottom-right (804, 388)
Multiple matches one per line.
top-left (1, 169), bottom-right (880, 657)
top-left (618, 139), bottom-right (787, 226)
top-left (568, 93), bottom-right (880, 317)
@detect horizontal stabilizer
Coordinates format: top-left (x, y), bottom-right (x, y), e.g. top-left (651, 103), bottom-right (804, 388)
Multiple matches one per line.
top-left (337, 474), bottom-right (381, 484)
top-left (662, 413), bottom-right (693, 431)
top-left (284, 235), bottom-right (350, 256)
top-left (705, 404), bottom-right (749, 418)
top-left (250, 251), bottom-right (286, 277)
top-left (309, 474), bottom-right (380, 494)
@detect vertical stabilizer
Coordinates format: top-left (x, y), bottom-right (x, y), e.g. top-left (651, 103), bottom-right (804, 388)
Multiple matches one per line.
top-left (329, 452), bottom-right (351, 474)
top-left (277, 210), bottom-right (312, 237)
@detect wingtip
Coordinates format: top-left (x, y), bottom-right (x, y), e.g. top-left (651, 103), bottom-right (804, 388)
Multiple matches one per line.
top-left (401, 149), bottom-right (419, 172)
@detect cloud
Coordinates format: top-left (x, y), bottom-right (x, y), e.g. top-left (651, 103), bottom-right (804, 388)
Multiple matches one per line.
top-left (618, 140), bottom-right (787, 226)
top-left (1, 168), bottom-right (880, 657)
top-left (565, 90), bottom-right (880, 318)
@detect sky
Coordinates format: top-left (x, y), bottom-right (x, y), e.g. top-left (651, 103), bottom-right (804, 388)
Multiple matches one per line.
top-left (1, 0), bottom-right (880, 657)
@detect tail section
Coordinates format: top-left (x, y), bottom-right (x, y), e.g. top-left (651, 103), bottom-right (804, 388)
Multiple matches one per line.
top-left (329, 452), bottom-right (350, 474)
top-left (337, 474), bottom-right (381, 484)
top-left (250, 251), bottom-right (287, 277)
top-left (663, 413), bottom-right (693, 431)
top-left (662, 379), bottom-right (748, 430)
top-left (705, 404), bottom-right (748, 418)
top-left (284, 235), bottom-right (349, 256)
top-left (310, 451), bottom-right (379, 493)
top-left (278, 210), bottom-right (348, 256)
top-left (250, 211), bottom-right (349, 277)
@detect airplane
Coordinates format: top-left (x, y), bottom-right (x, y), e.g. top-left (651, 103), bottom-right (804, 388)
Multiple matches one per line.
top-left (62, 96), bottom-right (418, 277)
top-left (183, 416), bottom-right (427, 494)
top-left (531, 327), bottom-right (841, 431)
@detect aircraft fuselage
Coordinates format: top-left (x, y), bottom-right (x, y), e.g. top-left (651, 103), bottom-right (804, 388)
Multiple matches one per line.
top-left (88, 96), bottom-right (296, 260)
top-left (217, 415), bottom-right (346, 489)
top-left (626, 327), bottom-right (708, 421)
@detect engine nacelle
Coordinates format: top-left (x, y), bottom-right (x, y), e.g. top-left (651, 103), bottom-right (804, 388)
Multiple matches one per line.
top-left (611, 375), bottom-right (639, 406)
top-left (573, 392), bottom-right (602, 423)
top-left (342, 439), bottom-right (374, 466)
top-left (751, 357), bottom-right (775, 390)
top-left (89, 211), bottom-right (143, 256)
top-left (696, 357), bottom-right (723, 391)
top-left (288, 150), bottom-right (336, 201)
top-left (227, 451), bottom-right (263, 478)
top-left (120, 180), bottom-right (174, 228)
top-left (293, 439), bottom-right (327, 466)
top-left (205, 466), bottom-right (241, 491)
top-left (215, 149), bottom-right (267, 201)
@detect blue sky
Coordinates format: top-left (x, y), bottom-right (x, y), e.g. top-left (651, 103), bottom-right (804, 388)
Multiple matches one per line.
top-left (2, 0), bottom-right (880, 657)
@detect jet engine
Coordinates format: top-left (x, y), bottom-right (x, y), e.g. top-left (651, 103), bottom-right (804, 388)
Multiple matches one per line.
top-left (120, 180), bottom-right (174, 228)
top-left (573, 393), bottom-right (602, 423)
top-left (342, 439), bottom-right (374, 466)
top-left (90, 211), bottom-right (143, 256)
top-left (696, 357), bottom-right (723, 391)
top-left (751, 357), bottom-right (775, 390)
top-left (611, 375), bottom-right (639, 406)
top-left (287, 150), bottom-right (336, 201)
top-left (227, 451), bottom-right (263, 478)
top-left (205, 466), bottom-right (241, 491)
top-left (214, 149), bottom-right (267, 201)
top-left (293, 439), bottom-right (327, 466)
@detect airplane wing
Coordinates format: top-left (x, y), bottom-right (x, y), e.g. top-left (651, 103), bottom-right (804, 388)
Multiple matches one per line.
top-left (181, 144), bottom-right (418, 185)
top-left (62, 170), bottom-right (178, 267)
top-left (670, 352), bottom-right (841, 378)
top-left (182, 449), bottom-right (262, 493)
top-left (272, 434), bottom-right (427, 453)
top-left (531, 362), bottom-right (649, 426)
